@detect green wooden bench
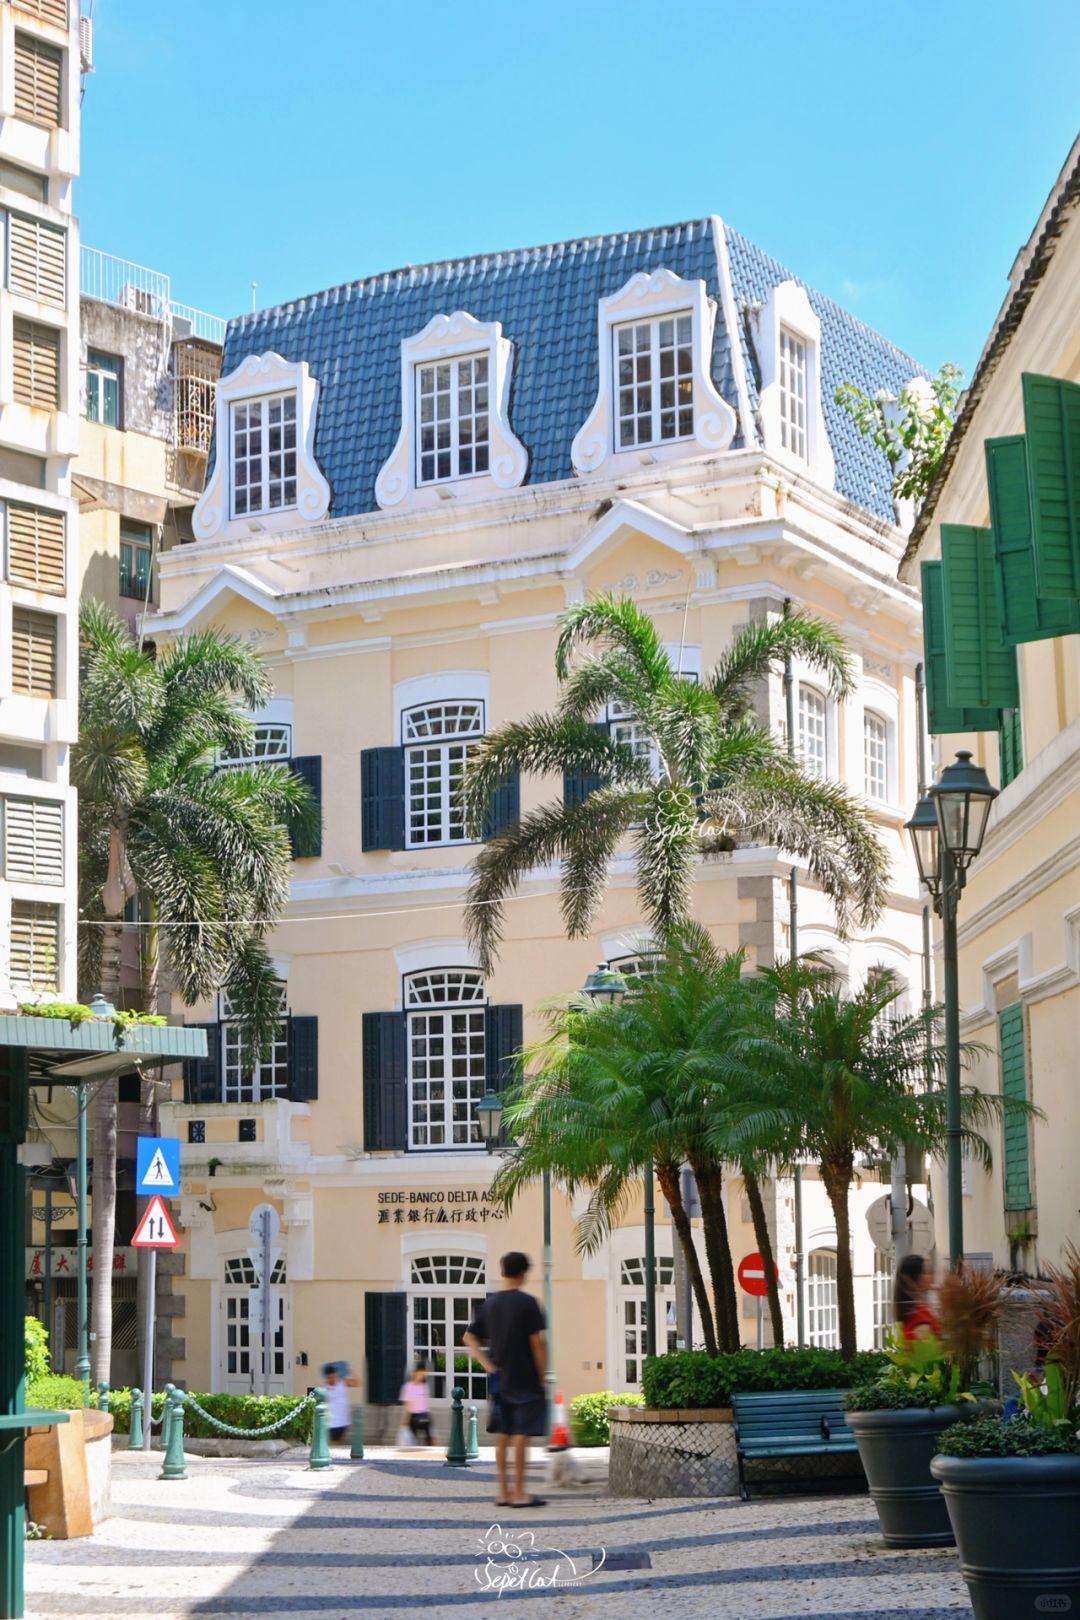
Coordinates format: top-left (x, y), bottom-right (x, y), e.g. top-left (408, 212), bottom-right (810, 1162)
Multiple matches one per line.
top-left (731, 1389), bottom-right (864, 1501)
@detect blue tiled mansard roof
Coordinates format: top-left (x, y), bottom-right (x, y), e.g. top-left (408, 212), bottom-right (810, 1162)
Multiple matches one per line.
top-left (221, 217), bottom-right (925, 527)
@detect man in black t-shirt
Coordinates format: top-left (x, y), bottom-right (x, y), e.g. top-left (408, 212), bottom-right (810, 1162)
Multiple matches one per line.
top-left (465, 1250), bottom-right (547, 1508)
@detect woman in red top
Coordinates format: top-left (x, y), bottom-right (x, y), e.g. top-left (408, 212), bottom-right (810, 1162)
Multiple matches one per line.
top-left (894, 1253), bottom-right (942, 1341)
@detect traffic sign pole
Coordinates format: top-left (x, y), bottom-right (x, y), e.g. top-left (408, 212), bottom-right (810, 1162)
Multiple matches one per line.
top-left (141, 1245), bottom-right (156, 1452)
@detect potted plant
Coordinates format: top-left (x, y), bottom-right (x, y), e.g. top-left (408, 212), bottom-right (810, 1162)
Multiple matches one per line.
top-left (845, 1264), bottom-right (1003, 1547)
top-left (931, 1245), bottom-right (1080, 1620)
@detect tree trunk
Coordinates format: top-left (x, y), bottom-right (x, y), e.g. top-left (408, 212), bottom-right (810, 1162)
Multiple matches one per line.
top-left (743, 1169), bottom-right (785, 1347)
top-left (692, 1156), bottom-right (739, 1352)
top-left (821, 1158), bottom-right (858, 1360)
top-left (655, 1159), bottom-right (716, 1355)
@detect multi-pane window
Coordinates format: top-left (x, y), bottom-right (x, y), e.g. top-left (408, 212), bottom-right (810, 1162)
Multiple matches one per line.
top-left (872, 1249), bottom-right (892, 1349)
top-left (798, 685), bottom-right (827, 779)
top-left (9, 899), bottom-right (60, 993)
top-left (3, 795), bottom-right (63, 884)
top-left (119, 522), bottom-right (153, 602)
top-left (6, 501), bottom-right (64, 593)
top-left (403, 701), bottom-right (483, 846)
top-left (13, 319), bottom-right (60, 409)
top-left (806, 1249), bottom-right (839, 1349)
top-left (13, 33), bottom-right (63, 130)
top-left (615, 314), bottom-right (693, 449)
top-left (231, 393), bottom-right (297, 517)
top-left (405, 969), bottom-right (486, 1150)
top-left (416, 356), bottom-right (490, 484)
top-left (863, 712), bottom-right (888, 802)
top-left (779, 327), bottom-right (808, 460)
top-left (85, 351), bottom-right (121, 427)
top-left (222, 1256), bottom-right (287, 1389)
top-left (409, 1255), bottom-right (487, 1401)
top-left (8, 215), bottom-right (66, 306)
top-left (221, 986), bottom-right (288, 1104)
top-left (620, 1256), bottom-right (677, 1385)
top-left (217, 722), bottom-right (292, 769)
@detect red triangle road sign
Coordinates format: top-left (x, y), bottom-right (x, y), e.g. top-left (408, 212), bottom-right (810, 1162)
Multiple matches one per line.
top-left (131, 1194), bottom-right (179, 1249)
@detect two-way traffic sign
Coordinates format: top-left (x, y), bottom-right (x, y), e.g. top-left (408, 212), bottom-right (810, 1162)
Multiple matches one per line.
top-left (131, 1195), bottom-right (179, 1249)
top-left (136, 1136), bottom-right (180, 1196)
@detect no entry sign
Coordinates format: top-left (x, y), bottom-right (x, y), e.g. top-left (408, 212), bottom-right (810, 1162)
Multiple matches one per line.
top-left (737, 1251), bottom-right (779, 1297)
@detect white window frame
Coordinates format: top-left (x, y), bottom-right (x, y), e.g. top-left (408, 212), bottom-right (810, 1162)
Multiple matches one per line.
top-left (572, 268), bottom-right (736, 475)
top-left (618, 1255), bottom-right (677, 1386)
top-left (402, 700), bottom-right (485, 849)
top-left (798, 682), bottom-right (829, 780)
top-left (753, 280), bottom-right (834, 487)
top-left (404, 968), bottom-right (487, 1151)
top-left (219, 984), bottom-right (288, 1104)
top-left (415, 351), bottom-right (491, 486)
top-left (218, 721), bottom-right (292, 770)
top-left (872, 1249), bottom-right (892, 1349)
top-left (408, 1252), bottom-right (488, 1403)
top-left (193, 352), bottom-right (330, 542)
top-left (863, 710), bottom-right (889, 803)
top-left (613, 310), bottom-right (695, 452)
top-left (806, 1248), bottom-right (839, 1349)
top-left (858, 676), bottom-right (900, 812)
top-left (778, 326), bottom-right (808, 461)
top-left (229, 391), bottom-right (298, 519)
top-left (376, 312), bottom-right (526, 509)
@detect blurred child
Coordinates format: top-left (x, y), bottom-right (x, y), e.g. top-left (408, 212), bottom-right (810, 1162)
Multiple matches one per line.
top-left (399, 1362), bottom-right (433, 1444)
top-left (322, 1361), bottom-right (359, 1443)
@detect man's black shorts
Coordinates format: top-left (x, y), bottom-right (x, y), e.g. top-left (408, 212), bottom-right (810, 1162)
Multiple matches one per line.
top-left (487, 1392), bottom-right (547, 1437)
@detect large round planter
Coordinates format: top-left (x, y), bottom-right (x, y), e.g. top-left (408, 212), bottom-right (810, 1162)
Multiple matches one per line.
top-left (845, 1404), bottom-right (969, 1547)
top-left (931, 1453), bottom-right (1080, 1620)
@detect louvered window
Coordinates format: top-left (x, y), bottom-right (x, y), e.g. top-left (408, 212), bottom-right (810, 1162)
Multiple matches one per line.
top-left (11, 607), bottom-right (57, 697)
top-left (6, 502), bottom-right (64, 592)
top-left (3, 796), bottom-right (63, 884)
top-left (13, 33), bottom-right (63, 129)
top-left (13, 0), bottom-right (70, 24)
top-left (9, 899), bottom-right (60, 993)
top-left (8, 215), bottom-right (66, 306)
top-left (13, 319), bottom-right (60, 408)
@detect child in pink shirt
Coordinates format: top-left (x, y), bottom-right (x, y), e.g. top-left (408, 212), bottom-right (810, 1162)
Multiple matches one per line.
top-left (400, 1363), bottom-right (433, 1444)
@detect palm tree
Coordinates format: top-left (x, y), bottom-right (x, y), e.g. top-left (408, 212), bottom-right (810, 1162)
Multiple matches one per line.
top-left (462, 594), bottom-right (889, 971)
top-left (73, 602), bottom-right (317, 1384)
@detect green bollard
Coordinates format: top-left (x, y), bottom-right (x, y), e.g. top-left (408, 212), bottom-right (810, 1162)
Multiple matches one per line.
top-left (445, 1385), bottom-right (468, 1467)
top-left (160, 1384), bottom-right (187, 1481)
top-left (129, 1388), bottom-right (144, 1450)
top-left (349, 1405), bottom-right (364, 1460)
top-left (466, 1404), bottom-right (479, 1460)
top-left (96, 1380), bottom-right (109, 1414)
top-left (308, 1388), bottom-right (332, 1471)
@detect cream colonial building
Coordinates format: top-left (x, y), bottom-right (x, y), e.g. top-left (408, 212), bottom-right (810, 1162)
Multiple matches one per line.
top-left (902, 139), bottom-right (1080, 1276)
top-left (149, 217), bottom-right (932, 1414)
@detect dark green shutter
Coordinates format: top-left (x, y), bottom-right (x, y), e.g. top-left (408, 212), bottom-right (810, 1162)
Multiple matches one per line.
top-left (1022, 371), bottom-right (1080, 600)
top-left (485, 1004), bottom-right (523, 1094)
top-left (182, 1024), bottom-right (221, 1104)
top-left (920, 562), bottom-right (1002, 734)
top-left (482, 773), bottom-right (520, 841)
top-left (287, 1016), bottom-right (318, 1101)
top-left (361, 747), bottom-right (405, 851)
top-left (365, 1291), bottom-right (407, 1404)
top-left (986, 436), bottom-right (1080, 645)
top-left (998, 1003), bottom-right (1031, 1211)
top-left (362, 1010), bottom-right (407, 1150)
top-left (940, 525), bottom-right (1020, 710)
top-left (563, 721), bottom-right (610, 807)
top-left (998, 707), bottom-right (1023, 790)
top-left (289, 756), bottom-right (322, 859)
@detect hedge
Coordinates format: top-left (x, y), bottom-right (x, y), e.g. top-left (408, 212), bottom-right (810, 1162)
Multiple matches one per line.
top-left (106, 1387), bottom-right (313, 1443)
top-left (569, 1391), bottom-right (645, 1447)
top-left (26, 1375), bottom-right (87, 1411)
top-left (641, 1347), bottom-right (889, 1409)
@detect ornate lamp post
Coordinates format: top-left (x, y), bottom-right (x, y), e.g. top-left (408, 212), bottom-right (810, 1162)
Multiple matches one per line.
top-left (907, 750), bottom-right (998, 1266)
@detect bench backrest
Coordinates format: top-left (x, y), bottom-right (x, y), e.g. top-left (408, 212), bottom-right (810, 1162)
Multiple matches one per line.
top-left (731, 1388), bottom-right (850, 1442)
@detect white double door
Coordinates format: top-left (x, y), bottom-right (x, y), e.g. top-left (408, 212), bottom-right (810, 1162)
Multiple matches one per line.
top-left (219, 1282), bottom-right (290, 1394)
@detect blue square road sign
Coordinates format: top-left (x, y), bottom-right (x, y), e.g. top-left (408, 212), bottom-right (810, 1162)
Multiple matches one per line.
top-left (136, 1136), bottom-right (181, 1196)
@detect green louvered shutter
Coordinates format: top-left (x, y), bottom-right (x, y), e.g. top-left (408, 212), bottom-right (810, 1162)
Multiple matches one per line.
top-left (998, 1003), bottom-right (1031, 1211)
top-left (365, 1291), bottom-right (407, 1405)
top-left (920, 561), bottom-right (1002, 734)
top-left (940, 525), bottom-right (1020, 710)
top-left (998, 707), bottom-right (1023, 789)
top-left (986, 436), bottom-right (1080, 645)
top-left (1023, 372), bottom-right (1080, 601)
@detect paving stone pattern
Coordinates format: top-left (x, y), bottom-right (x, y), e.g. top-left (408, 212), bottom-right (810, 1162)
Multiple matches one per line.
top-left (24, 1445), bottom-right (973, 1619)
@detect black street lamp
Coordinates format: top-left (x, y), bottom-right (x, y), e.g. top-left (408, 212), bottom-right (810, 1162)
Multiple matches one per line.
top-left (476, 1088), bottom-right (504, 1155)
top-left (907, 750), bottom-right (998, 1267)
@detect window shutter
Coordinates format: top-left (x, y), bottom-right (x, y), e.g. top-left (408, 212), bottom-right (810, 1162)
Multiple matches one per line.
top-left (563, 721), bottom-right (610, 807)
top-left (289, 756), bottom-right (322, 859)
top-left (13, 33), bottom-right (63, 129)
top-left (998, 1003), bottom-right (1031, 1211)
top-left (485, 1003), bottom-right (523, 1095)
top-left (8, 215), bottom-right (66, 306)
top-left (286, 1015), bottom-right (318, 1102)
top-left (20, 1), bottom-right (70, 26)
top-left (920, 562), bottom-right (1001, 735)
top-left (1023, 371), bottom-right (1080, 601)
top-left (360, 747), bottom-right (405, 851)
top-left (7, 501), bottom-right (65, 593)
top-left (998, 707), bottom-right (1023, 790)
top-left (11, 607), bottom-right (57, 697)
top-left (365, 1290), bottom-right (407, 1404)
top-left (181, 1024), bottom-right (221, 1105)
top-left (362, 1010), bottom-right (407, 1151)
top-left (3, 795), bottom-right (62, 884)
top-left (940, 525), bottom-right (1019, 710)
top-left (9, 899), bottom-right (59, 993)
top-left (12, 319), bottom-right (60, 408)
top-left (986, 436), bottom-right (1080, 646)
top-left (482, 772), bottom-right (520, 841)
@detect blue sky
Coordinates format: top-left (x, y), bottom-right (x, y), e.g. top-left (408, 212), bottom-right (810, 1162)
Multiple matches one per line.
top-left (78, 0), bottom-right (1079, 374)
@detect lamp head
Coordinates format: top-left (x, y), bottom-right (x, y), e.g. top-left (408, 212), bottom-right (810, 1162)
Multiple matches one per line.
top-left (581, 962), bottom-right (628, 1004)
top-left (905, 792), bottom-right (942, 898)
top-left (930, 750), bottom-right (998, 872)
top-left (476, 1087), bottom-right (503, 1153)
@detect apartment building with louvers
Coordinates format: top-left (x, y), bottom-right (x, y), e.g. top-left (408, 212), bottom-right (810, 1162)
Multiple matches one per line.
top-left (150, 218), bottom-right (933, 1411)
top-left (0, 0), bottom-right (83, 1010)
top-left (901, 138), bottom-right (1080, 1275)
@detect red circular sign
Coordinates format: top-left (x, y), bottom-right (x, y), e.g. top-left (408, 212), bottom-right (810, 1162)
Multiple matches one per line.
top-left (737, 1251), bottom-right (779, 1297)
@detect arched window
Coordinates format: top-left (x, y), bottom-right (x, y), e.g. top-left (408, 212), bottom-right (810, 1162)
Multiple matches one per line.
top-left (798, 685), bottom-right (828, 780)
top-left (872, 1249), bottom-right (892, 1349)
top-left (409, 1253), bottom-right (488, 1402)
top-left (403, 700), bottom-right (484, 847)
top-left (863, 711), bottom-right (888, 802)
top-left (221, 1255), bottom-right (288, 1393)
top-left (404, 969), bottom-right (487, 1149)
top-left (806, 1249), bottom-right (839, 1348)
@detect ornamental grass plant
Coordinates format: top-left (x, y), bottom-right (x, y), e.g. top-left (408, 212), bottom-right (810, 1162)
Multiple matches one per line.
top-left (846, 1263), bottom-right (1005, 1413)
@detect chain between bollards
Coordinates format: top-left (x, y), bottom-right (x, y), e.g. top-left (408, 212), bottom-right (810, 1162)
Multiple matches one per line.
top-left (307, 1386), bottom-right (332, 1470)
top-left (128, 1389), bottom-right (144, 1450)
top-left (465, 1404), bottom-right (479, 1460)
top-left (159, 1384), bottom-right (187, 1480)
top-left (445, 1385), bottom-right (468, 1467)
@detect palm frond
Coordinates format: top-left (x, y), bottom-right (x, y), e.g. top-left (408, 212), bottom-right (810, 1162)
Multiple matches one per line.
top-left (708, 608), bottom-right (853, 720)
top-left (555, 594), bottom-right (672, 690)
top-left (461, 714), bottom-right (649, 833)
top-left (151, 627), bottom-right (272, 715)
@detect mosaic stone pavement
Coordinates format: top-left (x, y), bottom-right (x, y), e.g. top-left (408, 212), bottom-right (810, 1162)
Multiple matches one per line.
top-left (24, 1445), bottom-right (973, 1619)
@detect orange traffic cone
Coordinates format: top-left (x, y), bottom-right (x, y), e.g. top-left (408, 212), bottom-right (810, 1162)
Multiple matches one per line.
top-left (548, 1389), bottom-right (570, 1451)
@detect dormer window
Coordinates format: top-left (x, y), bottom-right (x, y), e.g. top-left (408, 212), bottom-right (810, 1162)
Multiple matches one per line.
top-left (615, 314), bottom-right (693, 450)
top-left (753, 280), bottom-right (834, 488)
top-left (417, 355), bottom-right (489, 484)
top-left (231, 392), bottom-right (297, 517)
top-left (779, 327), bottom-right (808, 461)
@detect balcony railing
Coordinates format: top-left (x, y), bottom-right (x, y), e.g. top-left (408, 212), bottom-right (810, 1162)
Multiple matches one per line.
top-left (80, 247), bottom-right (226, 347)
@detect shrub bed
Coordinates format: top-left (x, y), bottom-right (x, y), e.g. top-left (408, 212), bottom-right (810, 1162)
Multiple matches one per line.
top-left (570, 1390), bottom-right (645, 1446)
top-left (642, 1347), bottom-right (888, 1409)
top-left (26, 1374), bottom-right (88, 1411)
top-left (107, 1387), bottom-right (313, 1443)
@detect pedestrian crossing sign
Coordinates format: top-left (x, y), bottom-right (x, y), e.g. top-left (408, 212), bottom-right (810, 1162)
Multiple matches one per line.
top-left (136, 1136), bottom-right (180, 1196)
top-left (131, 1195), bottom-right (179, 1249)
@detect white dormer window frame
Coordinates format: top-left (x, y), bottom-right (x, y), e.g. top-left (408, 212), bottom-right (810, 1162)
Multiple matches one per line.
top-left (375, 312), bottom-right (527, 510)
top-left (193, 352), bottom-right (331, 543)
top-left (753, 280), bottom-right (835, 489)
top-left (572, 268), bottom-right (736, 476)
